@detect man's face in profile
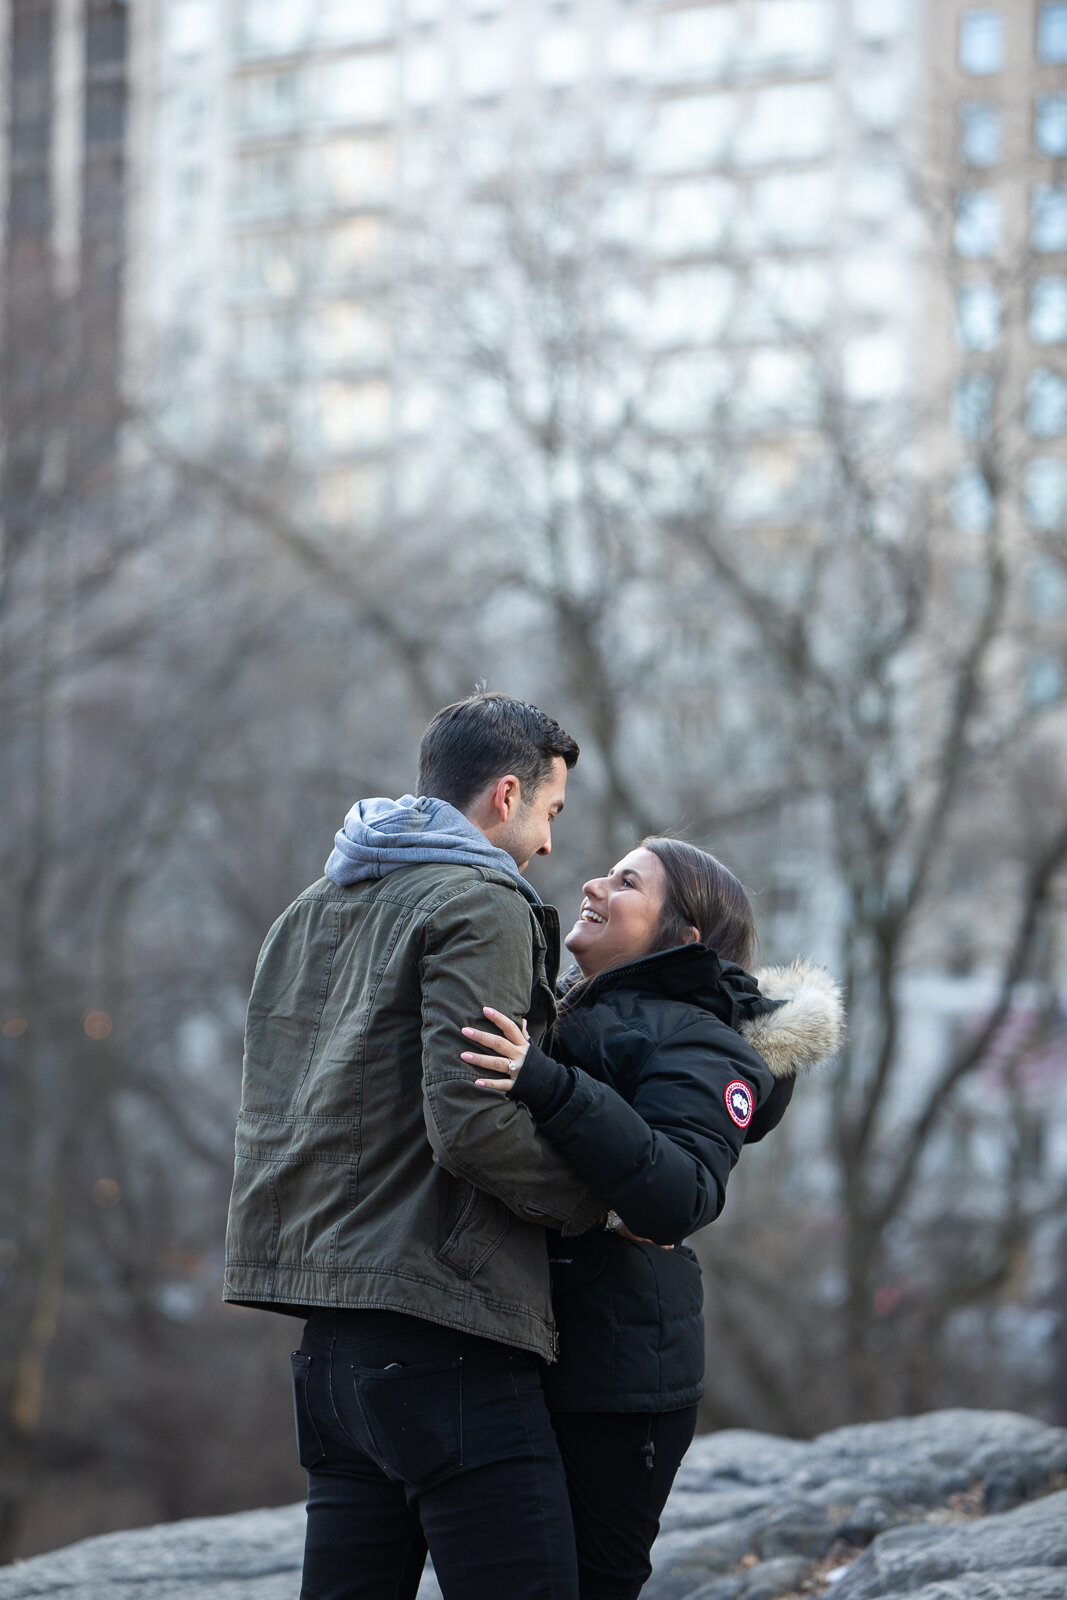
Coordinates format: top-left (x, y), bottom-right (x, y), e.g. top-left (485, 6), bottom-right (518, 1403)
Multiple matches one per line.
top-left (499, 756), bottom-right (569, 873)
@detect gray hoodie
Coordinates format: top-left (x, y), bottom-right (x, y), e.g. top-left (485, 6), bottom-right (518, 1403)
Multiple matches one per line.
top-left (325, 794), bottom-right (542, 906)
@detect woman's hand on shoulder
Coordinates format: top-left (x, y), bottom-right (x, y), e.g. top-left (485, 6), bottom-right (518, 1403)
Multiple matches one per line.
top-left (461, 1006), bottom-right (530, 1092)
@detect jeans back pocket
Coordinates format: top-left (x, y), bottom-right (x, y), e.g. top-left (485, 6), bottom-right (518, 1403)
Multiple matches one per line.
top-left (352, 1356), bottom-right (463, 1491)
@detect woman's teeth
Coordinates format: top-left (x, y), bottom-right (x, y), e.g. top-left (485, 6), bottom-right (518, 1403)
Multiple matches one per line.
top-left (580, 908), bottom-right (606, 924)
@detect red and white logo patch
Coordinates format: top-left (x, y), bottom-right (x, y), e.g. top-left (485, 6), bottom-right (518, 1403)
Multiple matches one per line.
top-left (724, 1080), bottom-right (754, 1129)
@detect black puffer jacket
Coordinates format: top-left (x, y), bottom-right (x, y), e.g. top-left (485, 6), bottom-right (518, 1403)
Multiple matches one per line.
top-left (509, 944), bottom-right (843, 1412)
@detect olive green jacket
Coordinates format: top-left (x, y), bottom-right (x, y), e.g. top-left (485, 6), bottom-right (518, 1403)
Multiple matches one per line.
top-left (223, 865), bottom-right (604, 1360)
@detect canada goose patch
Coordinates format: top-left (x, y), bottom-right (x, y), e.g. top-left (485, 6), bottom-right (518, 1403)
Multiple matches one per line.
top-left (724, 1080), bottom-right (753, 1128)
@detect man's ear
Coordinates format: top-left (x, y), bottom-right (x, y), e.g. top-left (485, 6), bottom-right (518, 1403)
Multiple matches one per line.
top-left (683, 925), bottom-right (701, 945)
top-left (489, 774), bottom-right (521, 824)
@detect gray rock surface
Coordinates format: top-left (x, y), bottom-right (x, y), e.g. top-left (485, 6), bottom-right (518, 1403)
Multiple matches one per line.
top-left (0, 1410), bottom-right (1063, 1600)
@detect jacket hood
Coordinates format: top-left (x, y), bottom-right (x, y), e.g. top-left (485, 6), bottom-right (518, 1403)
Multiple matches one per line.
top-left (560, 947), bottom-right (844, 1080)
top-left (324, 794), bottom-right (541, 905)
top-left (742, 958), bottom-right (845, 1079)
top-left (559, 943), bottom-right (761, 1028)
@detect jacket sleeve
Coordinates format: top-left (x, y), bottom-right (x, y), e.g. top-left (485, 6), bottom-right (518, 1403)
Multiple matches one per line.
top-left (418, 881), bottom-right (605, 1237)
top-left (510, 1026), bottom-right (767, 1244)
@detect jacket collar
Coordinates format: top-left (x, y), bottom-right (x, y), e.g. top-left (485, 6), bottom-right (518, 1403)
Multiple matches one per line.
top-left (563, 943), bottom-right (762, 1031)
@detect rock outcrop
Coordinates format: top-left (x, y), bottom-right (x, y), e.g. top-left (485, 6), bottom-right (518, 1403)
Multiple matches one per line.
top-left (1, 1410), bottom-right (1064, 1600)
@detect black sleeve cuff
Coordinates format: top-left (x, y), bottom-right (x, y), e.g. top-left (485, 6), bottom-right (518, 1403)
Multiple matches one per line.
top-left (506, 1040), bottom-right (576, 1122)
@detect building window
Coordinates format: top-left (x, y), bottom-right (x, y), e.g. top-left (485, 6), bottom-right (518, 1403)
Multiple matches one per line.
top-left (1035, 94), bottom-right (1067, 157)
top-left (648, 94), bottom-right (737, 171)
top-left (644, 350), bottom-right (731, 432)
top-left (657, 7), bottom-right (737, 83)
top-left (748, 168), bottom-right (833, 244)
top-left (842, 334), bottom-right (906, 401)
top-left (310, 136), bottom-right (396, 207)
top-left (954, 190), bottom-right (1000, 257)
top-left (234, 312), bottom-right (294, 377)
top-left (1037, 3), bottom-right (1067, 63)
top-left (740, 348), bottom-right (817, 423)
top-left (949, 464), bottom-right (993, 532)
top-left (648, 267), bottom-right (735, 345)
top-left (230, 232), bottom-right (297, 295)
top-left (958, 10), bottom-right (1004, 74)
top-left (305, 304), bottom-right (390, 371)
top-left (608, 19), bottom-right (651, 78)
top-left (1032, 184), bottom-right (1067, 252)
top-left (650, 178), bottom-right (734, 256)
top-left (314, 465), bottom-right (386, 527)
top-left (951, 372), bottom-right (994, 440)
top-left (735, 83), bottom-right (834, 165)
top-left (233, 149), bottom-right (298, 216)
top-left (848, 160), bottom-right (906, 220)
top-left (746, 260), bottom-right (829, 332)
top-left (956, 281), bottom-right (1001, 349)
top-left (169, 0), bottom-right (211, 55)
top-left (85, 83), bottom-right (126, 146)
top-left (537, 27), bottom-right (587, 86)
top-left (954, 562), bottom-right (992, 616)
top-left (852, 71), bottom-right (908, 131)
top-left (316, 0), bottom-right (396, 44)
top-left (308, 218), bottom-right (388, 287)
top-left (744, 0), bottom-right (834, 71)
top-left (311, 380), bottom-right (391, 452)
top-left (1029, 276), bottom-right (1067, 342)
top-left (1025, 557), bottom-right (1067, 617)
top-left (234, 70), bottom-right (302, 135)
top-left (318, 54), bottom-right (397, 124)
top-left (235, 0), bottom-right (310, 55)
top-left (853, 0), bottom-right (907, 40)
top-left (959, 101), bottom-right (1001, 165)
top-left (404, 45), bottom-right (446, 104)
top-left (1023, 456), bottom-right (1067, 528)
top-left (460, 23), bottom-right (513, 97)
top-left (1026, 367), bottom-right (1067, 436)
top-left (1023, 651), bottom-right (1063, 709)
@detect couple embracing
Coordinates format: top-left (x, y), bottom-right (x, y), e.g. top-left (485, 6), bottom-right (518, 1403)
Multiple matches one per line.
top-left (224, 691), bottom-right (843, 1600)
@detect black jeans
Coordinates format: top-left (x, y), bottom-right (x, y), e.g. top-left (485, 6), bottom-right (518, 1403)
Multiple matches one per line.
top-left (292, 1309), bottom-right (580, 1600)
top-left (550, 1407), bottom-right (698, 1600)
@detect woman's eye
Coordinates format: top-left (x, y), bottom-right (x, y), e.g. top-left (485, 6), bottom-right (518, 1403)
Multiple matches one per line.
top-left (621, 876), bottom-right (635, 888)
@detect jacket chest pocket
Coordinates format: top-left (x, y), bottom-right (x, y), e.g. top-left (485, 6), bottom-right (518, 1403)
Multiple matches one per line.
top-left (435, 1178), bottom-right (511, 1280)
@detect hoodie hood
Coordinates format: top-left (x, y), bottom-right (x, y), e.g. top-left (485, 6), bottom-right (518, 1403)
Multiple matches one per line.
top-left (325, 794), bottom-right (542, 906)
top-left (742, 959), bottom-right (845, 1079)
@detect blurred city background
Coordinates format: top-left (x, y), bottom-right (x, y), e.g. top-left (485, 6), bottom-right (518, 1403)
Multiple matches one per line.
top-left (2, 0), bottom-right (1066, 1567)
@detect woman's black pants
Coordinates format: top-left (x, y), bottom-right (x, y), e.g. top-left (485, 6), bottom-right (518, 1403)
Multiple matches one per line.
top-left (551, 1405), bottom-right (699, 1600)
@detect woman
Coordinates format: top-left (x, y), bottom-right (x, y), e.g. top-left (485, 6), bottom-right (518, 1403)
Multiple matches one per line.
top-left (461, 837), bottom-right (843, 1600)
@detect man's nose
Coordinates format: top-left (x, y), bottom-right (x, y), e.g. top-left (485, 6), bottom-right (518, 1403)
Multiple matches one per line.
top-left (537, 829), bottom-right (552, 856)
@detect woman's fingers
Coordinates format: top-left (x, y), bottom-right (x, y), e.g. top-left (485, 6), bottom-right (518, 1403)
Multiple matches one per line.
top-left (480, 1006), bottom-right (526, 1043)
top-left (460, 1050), bottom-right (519, 1071)
top-left (474, 1077), bottom-right (513, 1092)
top-left (461, 1025), bottom-right (522, 1058)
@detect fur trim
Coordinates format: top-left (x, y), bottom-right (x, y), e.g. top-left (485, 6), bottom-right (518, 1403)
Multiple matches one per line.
top-left (740, 959), bottom-right (845, 1079)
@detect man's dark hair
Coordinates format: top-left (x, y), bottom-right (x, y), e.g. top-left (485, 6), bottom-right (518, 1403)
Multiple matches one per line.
top-left (417, 691), bottom-right (579, 812)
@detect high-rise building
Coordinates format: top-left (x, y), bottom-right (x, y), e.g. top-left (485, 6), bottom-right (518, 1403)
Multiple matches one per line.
top-left (1, 0), bottom-right (129, 536)
top-left (125, 0), bottom-right (924, 533)
top-left (933, 0), bottom-right (1067, 710)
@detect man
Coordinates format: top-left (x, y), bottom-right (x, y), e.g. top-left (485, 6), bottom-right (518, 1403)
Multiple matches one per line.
top-left (224, 692), bottom-right (604, 1600)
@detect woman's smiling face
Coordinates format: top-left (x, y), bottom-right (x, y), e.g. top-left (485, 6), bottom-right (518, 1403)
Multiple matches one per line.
top-left (564, 846), bottom-right (670, 980)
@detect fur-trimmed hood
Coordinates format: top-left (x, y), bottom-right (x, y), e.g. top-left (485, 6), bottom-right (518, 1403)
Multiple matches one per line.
top-left (742, 959), bottom-right (845, 1079)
